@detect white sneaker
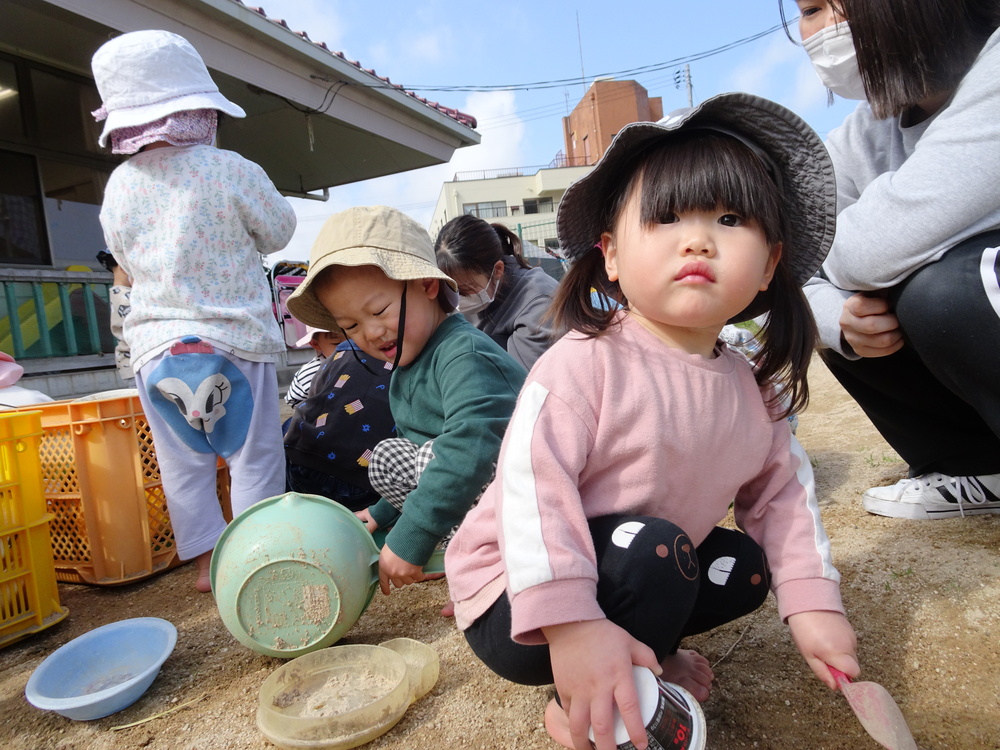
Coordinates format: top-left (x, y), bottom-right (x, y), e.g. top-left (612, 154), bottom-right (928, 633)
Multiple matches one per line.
top-left (862, 472), bottom-right (1000, 519)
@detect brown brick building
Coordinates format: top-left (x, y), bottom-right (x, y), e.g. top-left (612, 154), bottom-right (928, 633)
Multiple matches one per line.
top-left (562, 80), bottom-right (663, 166)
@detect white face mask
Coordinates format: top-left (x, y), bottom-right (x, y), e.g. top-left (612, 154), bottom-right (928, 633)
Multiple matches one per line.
top-left (458, 269), bottom-right (500, 315)
top-left (802, 21), bottom-right (867, 101)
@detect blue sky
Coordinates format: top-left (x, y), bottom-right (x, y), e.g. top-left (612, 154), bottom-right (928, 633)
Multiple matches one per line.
top-left (267, 0), bottom-right (857, 263)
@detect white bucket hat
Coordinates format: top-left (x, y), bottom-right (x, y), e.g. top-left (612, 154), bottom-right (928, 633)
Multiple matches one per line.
top-left (287, 206), bottom-right (458, 332)
top-left (556, 92), bottom-right (837, 322)
top-left (91, 30), bottom-right (245, 148)
top-left (294, 326), bottom-right (328, 349)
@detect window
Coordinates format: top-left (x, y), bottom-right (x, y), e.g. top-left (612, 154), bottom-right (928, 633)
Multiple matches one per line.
top-left (463, 201), bottom-right (508, 219)
top-left (0, 52), bottom-right (117, 268)
top-left (0, 150), bottom-right (49, 265)
top-left (523, 197), bottom-right (553, 215)
top-left (40, 159), bottom-right (108, 266)
top-left (31, 68), bottom-right (104, 155)
top-left (0, 60), bottom-right (23, 140)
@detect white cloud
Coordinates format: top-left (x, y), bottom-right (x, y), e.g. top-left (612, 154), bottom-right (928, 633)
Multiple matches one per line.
top-left (408, 33), bottom-right (446, 66)
top-left (270, 2), bottom-right (348, 56)
top-left (271, 90), bottom-right (526, 265)
top-left (727, 36), bottom-right (803, 100)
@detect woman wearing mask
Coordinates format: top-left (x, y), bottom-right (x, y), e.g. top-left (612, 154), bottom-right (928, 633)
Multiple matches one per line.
top-left (782, 0), bottom-right (1000, 520)
top-left (435, 214), bottom-right (562, 371)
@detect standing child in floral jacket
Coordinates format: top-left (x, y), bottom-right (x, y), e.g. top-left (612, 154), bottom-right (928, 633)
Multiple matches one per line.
top-left (93, 30), bottom-right (296, 592)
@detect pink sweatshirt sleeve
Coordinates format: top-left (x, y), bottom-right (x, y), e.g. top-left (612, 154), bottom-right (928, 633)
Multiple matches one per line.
top-left (735, 414), bottom-right (844, 621)
top-left (498, 380), bottom-right (607, 644)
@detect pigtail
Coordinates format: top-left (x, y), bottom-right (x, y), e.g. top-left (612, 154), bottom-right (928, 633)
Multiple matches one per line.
top-left (549, 248), bottom-right (622, 336)
top-left (493, 224), bottom-right (532, 270)
top-left (750, 261), bottom-right (817, 419)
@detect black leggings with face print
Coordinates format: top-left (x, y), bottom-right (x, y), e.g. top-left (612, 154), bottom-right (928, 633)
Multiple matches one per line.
top-left (463, 515), bottom-right (771, 686)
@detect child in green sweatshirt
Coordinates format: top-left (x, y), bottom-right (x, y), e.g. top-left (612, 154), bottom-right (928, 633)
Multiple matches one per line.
top-left (287, 205), bottom-right (526, 596)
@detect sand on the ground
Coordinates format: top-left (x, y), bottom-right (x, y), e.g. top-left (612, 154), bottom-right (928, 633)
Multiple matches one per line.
top-left (1, 356), bottom-right (997, 750)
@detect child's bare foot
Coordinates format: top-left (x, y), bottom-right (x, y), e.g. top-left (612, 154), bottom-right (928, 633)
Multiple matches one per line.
top-left (544, 697), bottom-right (573, 749)
top-left (195, 550), bottom-right (213, 593)
top-left (660, 649), bottom-right (713, 701)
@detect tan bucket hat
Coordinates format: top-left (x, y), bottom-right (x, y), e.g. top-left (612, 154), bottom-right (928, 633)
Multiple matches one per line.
top-left (556, 92), bottom-right (837, 322)
top-left (286, 205), bottom-right (458, 331)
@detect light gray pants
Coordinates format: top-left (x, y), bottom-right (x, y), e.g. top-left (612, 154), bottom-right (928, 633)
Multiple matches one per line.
top-left (136, 347), bottom-right (284, 559)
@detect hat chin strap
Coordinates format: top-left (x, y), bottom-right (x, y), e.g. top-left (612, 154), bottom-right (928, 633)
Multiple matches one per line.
top-left (393, 283), bottom-right (407, 371)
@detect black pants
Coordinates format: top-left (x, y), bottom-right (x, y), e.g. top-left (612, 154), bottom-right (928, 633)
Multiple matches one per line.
top-left (821, 230), bottom-right (1000, 477)
top-left (463, 516), bottom-right (770, 686)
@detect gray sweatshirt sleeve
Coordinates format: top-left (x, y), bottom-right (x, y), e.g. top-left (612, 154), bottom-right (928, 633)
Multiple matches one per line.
top-left (822, 28), bottom-right (1000, 291)
top-left (803, 276), bottom-right (857, 355)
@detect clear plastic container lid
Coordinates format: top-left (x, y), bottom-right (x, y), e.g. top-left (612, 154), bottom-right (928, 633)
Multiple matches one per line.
top-left (256, 638), bottom-right (439, 750)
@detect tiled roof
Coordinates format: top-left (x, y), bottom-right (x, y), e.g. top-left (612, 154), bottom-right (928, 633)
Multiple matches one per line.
top-left (233, 1), bottom-right (478, 129)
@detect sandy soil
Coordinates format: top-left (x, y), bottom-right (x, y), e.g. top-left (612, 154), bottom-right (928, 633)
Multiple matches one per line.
top-left (2, 357), bottom-right (998, 750)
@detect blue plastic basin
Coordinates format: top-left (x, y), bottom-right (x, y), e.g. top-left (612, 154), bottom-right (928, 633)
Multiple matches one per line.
top-left (25, 617), bottom-right (177, 720)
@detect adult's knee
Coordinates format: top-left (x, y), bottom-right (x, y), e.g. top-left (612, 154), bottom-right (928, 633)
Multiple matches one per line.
top-left (892, 231), bottom-right (1000, 351)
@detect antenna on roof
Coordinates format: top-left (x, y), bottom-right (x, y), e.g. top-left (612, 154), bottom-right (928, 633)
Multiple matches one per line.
top-left (577, 12), bottom-right (586, 94)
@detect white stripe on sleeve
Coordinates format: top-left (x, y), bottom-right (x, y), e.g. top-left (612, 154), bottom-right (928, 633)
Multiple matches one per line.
top-left (979, 246), bottom-right (1000, 320)
top-left (501, 381), bottom-right (554, 594)
top-left (790, 434), bottom-right (839, 582)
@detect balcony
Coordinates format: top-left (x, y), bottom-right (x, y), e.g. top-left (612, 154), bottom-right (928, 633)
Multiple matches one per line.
top-left (452, 154), bottom-right (589, 183)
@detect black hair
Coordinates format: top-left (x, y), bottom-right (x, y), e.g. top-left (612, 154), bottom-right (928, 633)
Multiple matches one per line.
top-left (840, 0), bottom-right (1000, 119)
top-left (434, 214), bottom-right (532, 283)
top-left (551, 131), bottom-right (816, 418)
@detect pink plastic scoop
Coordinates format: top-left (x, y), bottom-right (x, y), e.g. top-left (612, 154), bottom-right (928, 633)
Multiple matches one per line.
top-left (829, 667), bottom-right (917, 750)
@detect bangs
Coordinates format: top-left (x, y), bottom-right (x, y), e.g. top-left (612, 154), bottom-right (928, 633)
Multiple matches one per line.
top-left (628, 132), bottom-right (786, 247)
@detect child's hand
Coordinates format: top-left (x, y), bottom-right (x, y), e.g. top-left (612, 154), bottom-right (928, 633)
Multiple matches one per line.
top-left (542, 619), bottom-right (661, 750)
top-left (787, 610), bottom-right (860, 690)
top-left (354, 508), bottom-right (378, 533)
top-left (377, 542), bottom-right (430, 595)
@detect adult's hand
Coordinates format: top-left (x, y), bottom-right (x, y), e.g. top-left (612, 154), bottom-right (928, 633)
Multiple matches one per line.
top-left (840, 293), bottom-right (904, 358)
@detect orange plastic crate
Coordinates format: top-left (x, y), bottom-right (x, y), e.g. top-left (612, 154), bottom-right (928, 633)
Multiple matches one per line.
top-left (12, 393), bottom-right (231, 586)
top-left (0, 411), bottom-right (68, 647)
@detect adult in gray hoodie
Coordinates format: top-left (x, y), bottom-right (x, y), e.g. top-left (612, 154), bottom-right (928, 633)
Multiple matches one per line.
top-left (784, 0), bottom-right (1000, 520)
top-left (435, 215), bottom-right (563, 371)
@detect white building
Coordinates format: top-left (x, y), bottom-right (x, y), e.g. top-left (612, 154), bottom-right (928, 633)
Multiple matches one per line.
top-left (428, 161), bottom-right (593, 276)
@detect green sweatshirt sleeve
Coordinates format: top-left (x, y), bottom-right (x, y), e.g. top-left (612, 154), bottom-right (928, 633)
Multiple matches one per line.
top-left (369, 498), bottom-right (400, 529)
top-left (385, 343), bottom-right (524, 566)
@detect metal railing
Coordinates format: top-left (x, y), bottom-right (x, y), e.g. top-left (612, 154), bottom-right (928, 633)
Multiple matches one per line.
top-left (466, 203), bottom-right (557, 220)
top-left (453, 154), bottom-right (589, 182)
top-left (0, 268), bottom-right (114, 360)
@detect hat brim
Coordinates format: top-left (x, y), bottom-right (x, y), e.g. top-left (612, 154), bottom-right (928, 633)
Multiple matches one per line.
top-left (286, 247), bottom-right (459, 333)
top-left (556, 92), bottom-right (836, 322)
top-left (97, 92), bottom-right (245, 147)
top-left (294, 329), bottom-right (323, 348)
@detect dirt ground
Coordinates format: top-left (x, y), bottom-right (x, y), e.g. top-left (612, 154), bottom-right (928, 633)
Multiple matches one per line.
top-left (2, 356), bottom-right (998, 750)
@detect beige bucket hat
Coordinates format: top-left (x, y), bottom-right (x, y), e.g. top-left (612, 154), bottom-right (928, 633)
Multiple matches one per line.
top-left (91, 30), bottom-right (245, 148)
top-left (287, 206), bottom-right (458, 331)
